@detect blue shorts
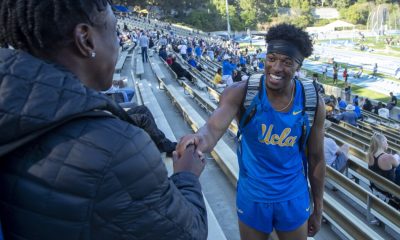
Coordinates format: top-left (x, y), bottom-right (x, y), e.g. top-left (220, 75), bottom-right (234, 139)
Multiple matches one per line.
top-left (236, 191), bottom-right (310, 234)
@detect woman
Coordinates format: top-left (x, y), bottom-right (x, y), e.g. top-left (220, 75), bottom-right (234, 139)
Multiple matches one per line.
top-left (368, 133), bottom-right (399, 184)
top-left (213, 67), bottom-right (226, 88)
top-left (0, 1), bottom-right (207, 240)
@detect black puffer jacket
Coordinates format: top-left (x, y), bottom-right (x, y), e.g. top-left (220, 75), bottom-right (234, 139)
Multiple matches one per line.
top-left (0, 49), bottom-right (207, 240)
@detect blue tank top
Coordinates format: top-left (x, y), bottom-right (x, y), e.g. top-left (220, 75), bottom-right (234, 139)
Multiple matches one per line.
top-left (237, 76), bottom-right (309, 203)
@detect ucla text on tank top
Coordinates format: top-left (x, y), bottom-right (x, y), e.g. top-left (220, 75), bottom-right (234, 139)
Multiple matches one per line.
top-left (237, 76), bottom-right (309, 202)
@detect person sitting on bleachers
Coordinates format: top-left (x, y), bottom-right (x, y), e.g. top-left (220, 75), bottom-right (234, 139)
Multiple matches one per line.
top-left (324, 121), bottom-right (349, 172)
top-left (213, 67), bottom-right (226, 88)
top-left (373, 101), bottom-right (385, 115)
top-left (337, 104), bottom-right (358, 126)
top-left (362, 98), bottom-right (373, 112)
top-left (337, 97), bottom-right (347, 111)
top-left (378, 107), bottom-right (390, 119)
top-left (188, 56), bottom-right (197, 68)
top-left (159, 46), bottom-right (168, 61)
top-left (222, 55), bottom-right (236, 85)
top-left (354, 102), bottom-right (363, 120)
top-left (368, 133), bottom-right (400, 185)
top-left (169, 55), bottom-right (193, 82)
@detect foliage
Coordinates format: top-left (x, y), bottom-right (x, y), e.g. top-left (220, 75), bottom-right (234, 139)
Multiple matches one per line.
top-left (112, 0), bottom-right (400, 32)
top-left (340, 3), bottom-right (370, 24)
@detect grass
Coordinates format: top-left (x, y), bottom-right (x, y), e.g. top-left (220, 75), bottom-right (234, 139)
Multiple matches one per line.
top-left (314, 58), bottom-right (400, 83)
top-left (302, 69), bottom-right (391, 103)
top-left (316, 35), bottom-right (400, 57)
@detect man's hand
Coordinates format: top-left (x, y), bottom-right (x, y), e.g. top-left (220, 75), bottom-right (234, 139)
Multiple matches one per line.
top-left (172, 144), bottom-right (205, 177)
top-left (307, 211), bottom-right (322, 237)
top-left (176, 134), bottom-right (202, 158)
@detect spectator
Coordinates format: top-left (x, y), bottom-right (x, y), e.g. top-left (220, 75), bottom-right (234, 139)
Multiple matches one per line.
top-left (166, 54), bottom-right (174, 65)
top-left (188, 56), bottom-right (197, 68)
top-left (333, 63), bottom-right (338, 85)
top-left (374, 102), bottom-right (384, 115)
top-left (368, 133), bottom-right (399, 185)
top-left (321, 65), bottom-right (328, 81)
top-left (337, 104), bottom-right (358, 126)
top-left (0, 1), bottom-right (207, 240)
top-left (324, 121), bottom-right (349, 172)
top-left (222, 55), bottom-right (236, 85)
top-left (178, 42), bottom-right (188, 60)
top-left (338, 97), bottom-right (347, 111)
top-left (159, 46), bottom-right (167, 61)
top-left (252, 56), bottom-right (259, 72)
top-left (233, 70), bottom-right (242, 83)
top-left (343, 67), bottom-right (348, 84)
top-left (213, 67), bottom-right (226, 88)
top-left (139, 31), bottom-right (149, 63)
top-left (354, 102), bottom-right (363, 120)
top-left (170, 56), bottom-right (193, 82)
top-left (352, 95), bottom-right (359, 106)
top-left (387, 92), bottom-right (397, 110)
top-left (312, 73), bottom-right (325, 94)
top-left (363, 98), bottom-right (373, 112)
top-left (373, 63), bottom-right (378, 76)
top-left (195, 44), bottom-right (202, 61)
top-left (378, 107), bottom-right (390, 119)
top-left (344, 83), bottom-right (351, 102)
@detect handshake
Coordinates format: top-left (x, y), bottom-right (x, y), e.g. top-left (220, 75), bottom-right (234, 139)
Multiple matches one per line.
top-left (173, 135), bottom-right (205, 177)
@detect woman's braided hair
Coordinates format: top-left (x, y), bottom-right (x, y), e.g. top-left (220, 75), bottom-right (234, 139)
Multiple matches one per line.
top-left (0, 0), bottom-right (112, 52)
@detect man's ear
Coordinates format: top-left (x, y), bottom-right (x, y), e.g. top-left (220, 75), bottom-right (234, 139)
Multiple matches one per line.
top-left (73, 23), bottom-right (95, 58)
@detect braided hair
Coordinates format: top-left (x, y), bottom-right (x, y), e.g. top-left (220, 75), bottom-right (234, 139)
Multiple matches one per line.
top-left (0, 0), bottom-right (112, 52)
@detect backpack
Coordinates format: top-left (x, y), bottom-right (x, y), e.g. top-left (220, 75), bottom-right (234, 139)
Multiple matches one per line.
top-left (238, 74), bottom-right (319, 176)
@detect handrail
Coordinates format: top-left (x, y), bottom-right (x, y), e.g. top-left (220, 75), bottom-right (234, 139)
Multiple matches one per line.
top-left (347, 159), bottom-right (400, 199)
top-left (326, 165), bottom-right (400, 233)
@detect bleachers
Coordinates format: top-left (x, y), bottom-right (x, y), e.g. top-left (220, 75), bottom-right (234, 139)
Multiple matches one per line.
top-left (135, 48), bottom-right (144, 78)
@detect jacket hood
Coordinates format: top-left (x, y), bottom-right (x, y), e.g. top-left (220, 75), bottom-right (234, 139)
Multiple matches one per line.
top-left (0, 48), bottom-right (114, 146)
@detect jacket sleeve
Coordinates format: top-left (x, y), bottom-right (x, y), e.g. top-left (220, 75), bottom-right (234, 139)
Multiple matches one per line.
top-left (94, 124), bottom-right (207, 240)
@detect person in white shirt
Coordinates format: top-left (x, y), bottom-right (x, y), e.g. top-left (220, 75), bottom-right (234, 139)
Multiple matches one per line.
top-left (179, 43), bottom-right (188, 60)
top-left (324, 121), bottom-right (349, 172)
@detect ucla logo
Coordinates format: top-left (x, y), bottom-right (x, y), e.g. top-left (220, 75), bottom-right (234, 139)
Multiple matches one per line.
top-left (259, 124), bottom-right (297, 147)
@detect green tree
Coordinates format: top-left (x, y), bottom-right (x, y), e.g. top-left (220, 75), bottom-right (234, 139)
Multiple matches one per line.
top-left (341, 2), bottom-right (370, 24)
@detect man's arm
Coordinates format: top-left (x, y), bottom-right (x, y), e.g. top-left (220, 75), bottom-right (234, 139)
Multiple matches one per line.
top-left (307, 95), bottom-right (326, 236)
top-left (177, 81), bottom-right (246, 155)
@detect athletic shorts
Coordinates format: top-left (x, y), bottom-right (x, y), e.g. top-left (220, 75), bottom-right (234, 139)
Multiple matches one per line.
top-left (236, 191), bottom-right (310, 234)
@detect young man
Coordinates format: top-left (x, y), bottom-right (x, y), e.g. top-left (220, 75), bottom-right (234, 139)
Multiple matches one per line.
top-left (177, 23), bottom-right (326, 240)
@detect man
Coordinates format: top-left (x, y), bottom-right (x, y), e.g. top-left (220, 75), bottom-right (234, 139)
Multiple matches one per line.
top-left (177, 23), bottom-right (326, 240)
top-left (222, 54), bottom-right (236, 85)
top-left (324, 121), bottom-right (349, 172)
top-left (333, 63), bottom-right (338, 85)
top-left (337, 104), bottom-right (358, 126)
top-left (387, 92), bottom-right (397, 110)
top-left (138, 31), bottom-right (149, 62)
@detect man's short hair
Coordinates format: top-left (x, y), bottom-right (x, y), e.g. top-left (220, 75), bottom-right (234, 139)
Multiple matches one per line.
top-left (265, 23), bottom-right (313, 59)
